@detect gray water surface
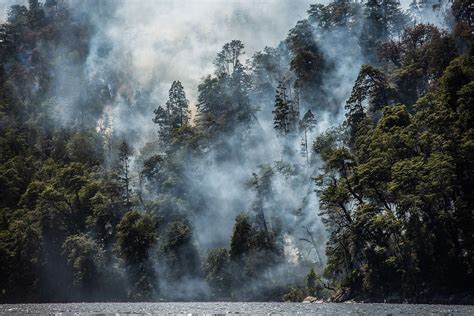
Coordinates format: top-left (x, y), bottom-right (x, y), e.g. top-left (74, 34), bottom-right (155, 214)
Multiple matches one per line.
top-left (1, 302), bottom-right (473, 315)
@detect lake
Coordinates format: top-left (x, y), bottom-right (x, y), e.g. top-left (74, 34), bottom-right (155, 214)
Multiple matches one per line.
top-left (1, 302), bottom-right (473, 315)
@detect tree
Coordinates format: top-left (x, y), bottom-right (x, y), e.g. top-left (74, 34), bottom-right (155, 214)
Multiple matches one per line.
top-left (306, 268), bottom-right (322, 297)
top-left (345, 64), bottom-right (392, 143)
top-left (286, 19), bottom-right (330, 111)
top-left (247, 165), bottom-right (274, 232)
top-left (166, 81), bottom-right (190, 128)
top-left (317, 51), bottom-right (474, 299)
top-left (116, 211), bottom-right (158, 300)
top-left (359, 0), bottom-right (408, 62)
top-left (229, 211), bottom-right (282, 296)
top-left (86, 188), bottom-right (122, 251)
top-left (249, 46), bottom-right (288, 108)
top-left (203, 248), bottom-right (232, 298)
top-left (153, 81), bottom-right (190, 143)
top-left (117, 141), bottom-right (133, 209)
top-left (273, 82), bottom-right (296, 136)
top-left (214, 40), bottom-right (245, 77)
top-left (161, 219), bottom-right (201, 284)
top-left (230, 213), bottom-right (252, 260)
top-left (451, 0), bottom-right (473, 53)
top-left (62, 234), bottom-right (104, 296)
top-left (380, 24), bottom-right (458, 106)
top-left (308, 0), bottom-right (362, 32)
top-left (196, 40), bottom-right (254, 141)
top-left (299, 110), bottom-right (317, 164)
top-left (282, 285), bottom-right (306, 302)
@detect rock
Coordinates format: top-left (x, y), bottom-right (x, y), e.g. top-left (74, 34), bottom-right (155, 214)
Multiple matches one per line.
top-left (302, 296), bottom-right (319, 303)
top-left (332, 287), bottom-right (352, 302)
top-left (302, 296), bottom-right (316, 303)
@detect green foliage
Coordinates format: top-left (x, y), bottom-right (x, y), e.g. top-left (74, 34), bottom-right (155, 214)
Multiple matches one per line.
top-left (317, 51), bottom-right (474, 300)
top-left (153, 81), bottom-right (190, 147)
top-left (161, 219), bottom-right (201, 282)
top-left (308, 0), bottom-right (362, 32)
top-left (306, 268), bottom-right (321, 297)
top-left (273, 82), bottom-right (298, 136)
top-left (116, 211), bottom-right (158, 300)
top-left (228, 211), bottom-right (283, 299)
top-left (62, 234), bottom-right (104, 289)
top-left (196, 40), bottom-right (254, 139)
top-left (282, 285), bottom-right (306, 302)
top-left (116, 211), bottom-right (158, 266)
top-left (379, 24), bottom-right (457, 106)
top-left (345, 64), bottom-right (393, 141)
top-left (0, 0), bottom-right (471, 304)
top-left (286, 19), bottom-right (332, 110)
top-left (204, 248), bottom-right (232, 298)
top-left (230, 213), bottom-right (253, 260)
top-left (359, 0), bottom-right (408, 62)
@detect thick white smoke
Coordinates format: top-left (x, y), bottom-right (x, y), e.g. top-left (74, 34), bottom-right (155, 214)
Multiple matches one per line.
top-left (81, 0), bottom-right (321, 104)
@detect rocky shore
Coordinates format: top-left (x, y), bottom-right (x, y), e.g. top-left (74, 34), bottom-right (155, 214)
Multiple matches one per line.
top-left (303, 288), bottom-right (474, 305)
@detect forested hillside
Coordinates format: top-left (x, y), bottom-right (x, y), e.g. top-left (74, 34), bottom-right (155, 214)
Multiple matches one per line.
top-left (0, 0), bottom-right (472, 303)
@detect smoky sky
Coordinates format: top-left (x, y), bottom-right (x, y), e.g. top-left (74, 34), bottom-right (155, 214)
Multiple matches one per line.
top-left (85, 0), bottom-right (317, 104)
top-left (1, 0), bottom-right (414, 104)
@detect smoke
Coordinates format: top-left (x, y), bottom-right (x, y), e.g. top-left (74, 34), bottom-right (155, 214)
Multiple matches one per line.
top-left (80, 0), bottom-right (320, 104)
top-left (0, 0), bottom-right (26, 22)
top-left (67, 0), bottom-right (337, 265)
top-left (74, 0), bottom-right (361, 297)
top-left (1, 0), bottom-right (452, 301)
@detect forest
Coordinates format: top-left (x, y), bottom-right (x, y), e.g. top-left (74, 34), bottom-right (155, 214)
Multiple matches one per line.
top-left (0, 0), bottom-right (473, 304)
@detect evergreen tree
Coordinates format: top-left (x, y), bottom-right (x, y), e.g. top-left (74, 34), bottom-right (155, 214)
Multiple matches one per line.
top-left (116, 211), bottom-right (158, 300)
top-left (214, 40), bottom-right (245, 77)
top-left (196, 40), bottom-right (254, 139)
top-left (166, 80), bottom-right (190, 128)
top-left (286, 18), bottom-right (333, 112)
top-left (204, 248), bottom-right (232, 298)
top-left (117, 141), bottom-right (133, 210)
top-left (273, 82), bottom-right (296, 136)
top-left (299, 110), bottom-right (317, 164)
top-left (360, 0), bottom-right (408, 62)
top-left (153, 80), bottom-right (190, 142)
top-left (345, 64), bottom-right (392, 143)
top-left (306, 268), bottom-right (320, 297)
top-left (230, 213), bottom-right (252, 261)
top-left (161, 219), bottom-right (201, 285)
top-left (308, 0), bottom-right (362, 32)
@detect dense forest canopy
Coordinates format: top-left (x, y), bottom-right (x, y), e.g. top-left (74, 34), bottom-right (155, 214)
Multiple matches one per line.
top-left (0, 0), bottom-right (472, 303)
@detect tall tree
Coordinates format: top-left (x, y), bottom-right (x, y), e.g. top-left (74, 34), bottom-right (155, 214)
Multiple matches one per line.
top-left (299, 109), bottom-right (318, 164)
top-left (214, 40), bottom-right (245, 77)
top-left (378, 24), bottom-right (458, 106)
top-left (167, 81), bottom-right (190, 128)
top-left (273, 82), bottom-right (297, 136)
top-left (117, 141), bottom-right (133, 209)
top-left (360, 0), bottom-right (408, 62)
top-left (286, 20), bottom-right (331, 111)
top-left (116, 211), bottom-right (158, 300)
top-left (196, 40), bottom-right (254, 138)
top-left (153, 81), bottom-right (190, 144)
top-left (308, 0), bottom-right (362, 32)
top-left (345, 64), bottom-right (392, 143)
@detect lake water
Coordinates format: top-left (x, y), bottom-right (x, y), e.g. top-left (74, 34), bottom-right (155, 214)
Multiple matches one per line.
top-left (1, 302), bottom-right (473, 315)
